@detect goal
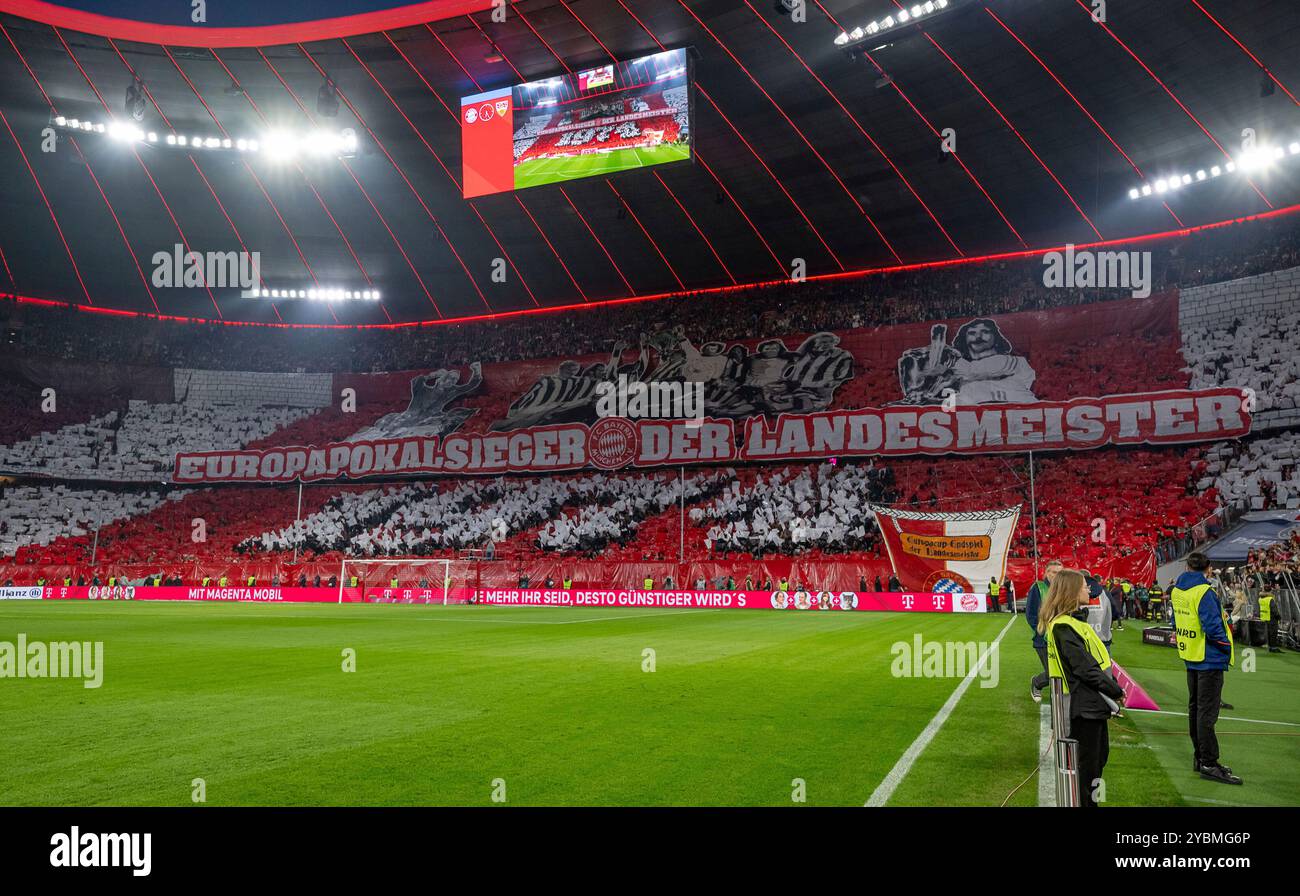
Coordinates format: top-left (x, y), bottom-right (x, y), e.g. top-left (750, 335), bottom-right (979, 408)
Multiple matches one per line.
top-left (337, 558), bottom-right (459, 605)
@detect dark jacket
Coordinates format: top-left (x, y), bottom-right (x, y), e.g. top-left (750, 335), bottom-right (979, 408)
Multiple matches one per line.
top-left (1174, 571), bottom-right (1232, 672)
top-left (1053, 611), bottom-right (1125, 720)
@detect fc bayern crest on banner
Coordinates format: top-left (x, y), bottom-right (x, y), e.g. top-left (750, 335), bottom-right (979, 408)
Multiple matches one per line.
top-left (924, 570), bottom-right (972, 593)
top-left (586, 417), bottom-right (638, 470)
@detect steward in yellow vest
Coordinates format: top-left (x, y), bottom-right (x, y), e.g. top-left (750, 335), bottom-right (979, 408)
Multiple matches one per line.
top-left (562, 578), bottom-right (573, 590)
top-left (1259, 593), bottom-right (1280, 652)
top-left (1259, 593), bottom-right (1274, 623)
top-left (643, 577), bottom-right (654, 590)
top-left (1170, 576), bottom-right (1234, 669)
top-left (1046, 613), bottom-right (1113, 694)
top-left (1040, 568), bottom-right (1127, 807)
top-left (1170, 555), bottom-right (1241, 784)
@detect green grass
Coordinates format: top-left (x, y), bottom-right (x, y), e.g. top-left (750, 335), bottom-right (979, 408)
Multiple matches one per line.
top-left (0, 602), bottom-right (1295, 806)
top-left (514, 143), bottom-right (690, 190)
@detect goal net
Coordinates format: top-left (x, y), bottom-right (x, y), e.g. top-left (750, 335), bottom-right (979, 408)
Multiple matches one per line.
top-left (337, 558), bottom-right (461, 605)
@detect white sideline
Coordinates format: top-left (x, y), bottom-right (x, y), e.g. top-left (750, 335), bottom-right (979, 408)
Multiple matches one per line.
top-left (865, 615), bottom-right (1017, 807)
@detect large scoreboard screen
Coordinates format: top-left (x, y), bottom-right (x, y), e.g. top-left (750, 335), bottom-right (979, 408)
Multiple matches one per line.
top-left (461, 48), bottom-right (693, 199)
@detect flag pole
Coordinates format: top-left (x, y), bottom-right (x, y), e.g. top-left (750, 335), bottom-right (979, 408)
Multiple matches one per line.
top-left (1028, 450), bottom-right (1040, 584)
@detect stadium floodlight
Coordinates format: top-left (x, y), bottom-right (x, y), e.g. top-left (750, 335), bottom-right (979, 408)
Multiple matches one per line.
top-left (243, 285), bottom-right (381, 301)
top-left (837, 0), bottom-right (957, 51)
top-left (48, 116), bottom-right (356, 160)
top-left (1128, 188), bottom-right (1140, 200)
top-left (262, 130), bottom-right (298, 160)
top-left (1129, 133), bottom-right (1300, 200)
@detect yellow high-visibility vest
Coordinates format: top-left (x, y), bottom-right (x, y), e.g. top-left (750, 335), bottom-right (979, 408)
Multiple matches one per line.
top-left (218, 577), bottom-right (227, 586)
top-left (1046, 614), bottom-right (1111, 693)
top-left (989, 581), bottom-right (1000, 596)
top-left (562, 579), bottom-right (573, 589)
top-left (1259, 594), bottom-right (1275, 623)
top-left (350, 576), bottom-right (358, 587)
top-left (779, 581), bottom-right (789, 592)
top-left (1171, 582), bottom-right (1234, 666)
top-left (643, 578), bottom-right (654, 590)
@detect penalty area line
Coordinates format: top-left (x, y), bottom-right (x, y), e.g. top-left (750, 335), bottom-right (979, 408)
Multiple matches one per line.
top-left (865, 614), bottom-right (1017, 807)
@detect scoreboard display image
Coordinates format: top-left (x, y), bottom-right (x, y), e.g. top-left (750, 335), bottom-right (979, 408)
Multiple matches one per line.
top-left (461, 48), bottom-right (693, 199)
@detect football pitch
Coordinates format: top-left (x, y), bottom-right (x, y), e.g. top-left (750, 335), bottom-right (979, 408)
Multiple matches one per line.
top-left (514, 143), bottom-right (691, 190)
top-left (1, 601), bottom-right (1296, 806)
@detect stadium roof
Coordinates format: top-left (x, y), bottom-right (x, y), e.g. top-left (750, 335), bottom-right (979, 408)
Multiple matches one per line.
top-left (0, 0), bottom-right (1298, 327)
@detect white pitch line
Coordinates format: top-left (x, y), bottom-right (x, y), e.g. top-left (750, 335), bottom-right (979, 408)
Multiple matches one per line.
top-left (1037, 704), bottom-right (1056, 807)
top-left (1126, 708), bottom-right (1300, 727)
top-left (865, 615), bottom-right (1017, 807)
top-left (1186, 796), bottom-right (1253, 807)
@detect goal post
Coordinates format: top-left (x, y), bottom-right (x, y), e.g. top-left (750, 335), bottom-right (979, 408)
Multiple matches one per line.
top-left (337, 558), bottom-right (457, 605)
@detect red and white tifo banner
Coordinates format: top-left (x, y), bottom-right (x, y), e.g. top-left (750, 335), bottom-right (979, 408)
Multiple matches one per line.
top-left (171, 388), bottom-right (1253, 483)
top-left (871, 504), bottom-right (1020, 595)
top-left (457, 589), bottom-right (988, 613)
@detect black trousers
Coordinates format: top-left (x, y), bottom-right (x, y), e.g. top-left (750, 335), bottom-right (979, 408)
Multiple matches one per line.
top-left (1267, 619), bottom-right (1279, 649)
top-left (1187, 669), bottom-right (1224, 766)
top-left (1071, 716), bottom-right (1110, 807)
top-left (1032, 644), bottom-right (1050, 691)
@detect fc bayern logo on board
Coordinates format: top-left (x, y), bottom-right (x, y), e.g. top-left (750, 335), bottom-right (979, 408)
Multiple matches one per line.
top-left (464, 107), bottom-right (478, 124)
top-left (923, 570), bottom-right (972, 594)
top-left (586, 417), bottom-right (638, 470)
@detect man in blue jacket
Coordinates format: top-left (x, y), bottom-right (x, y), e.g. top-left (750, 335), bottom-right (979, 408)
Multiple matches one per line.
top-left (1027, 560), bottom-right (1063, 702)
top-left (1170, 553), bottom-right (1241, 785)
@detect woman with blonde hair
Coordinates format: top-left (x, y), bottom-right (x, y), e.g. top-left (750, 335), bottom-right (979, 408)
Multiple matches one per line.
top-left (1039, 569), bottom-right (1126, 807)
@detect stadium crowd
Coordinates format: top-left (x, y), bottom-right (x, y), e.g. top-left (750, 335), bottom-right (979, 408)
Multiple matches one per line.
top-left (4, 214), bottom-right (1299, 375)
